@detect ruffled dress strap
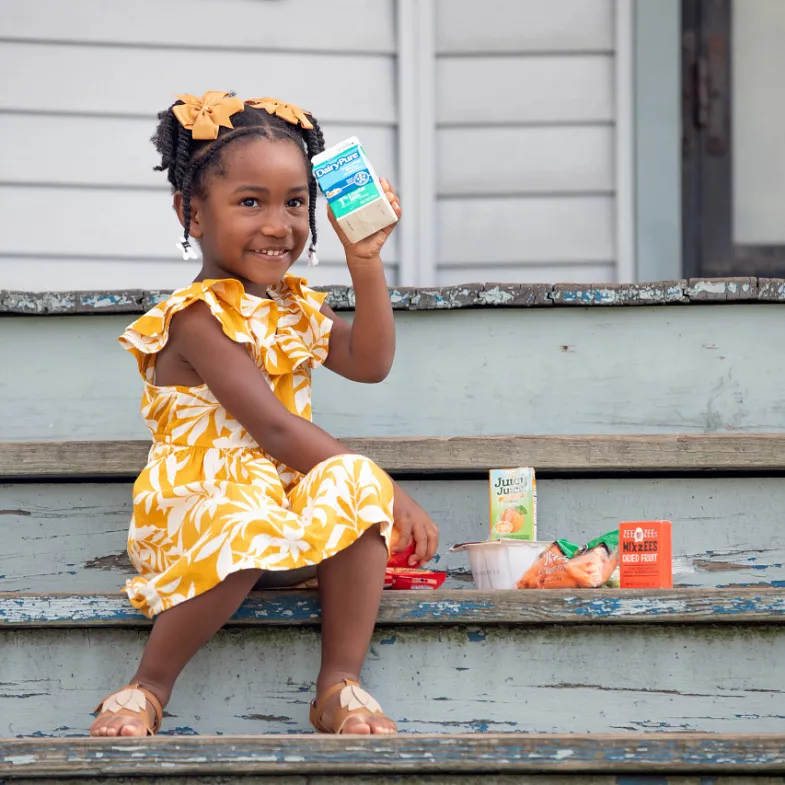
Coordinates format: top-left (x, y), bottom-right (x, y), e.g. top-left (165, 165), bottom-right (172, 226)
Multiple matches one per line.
top-left (118, 275), bottom-right (332, 383)
top-left (264, 274), bottom-right (333, 375)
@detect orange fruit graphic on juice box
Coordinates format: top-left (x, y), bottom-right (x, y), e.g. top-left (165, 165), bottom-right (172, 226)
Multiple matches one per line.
top-left (489, 468), bottom-right (537, 541)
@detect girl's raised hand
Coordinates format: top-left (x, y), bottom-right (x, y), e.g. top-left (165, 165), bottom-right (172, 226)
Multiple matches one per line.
top-left (327, 179), bottom-right (401, 262)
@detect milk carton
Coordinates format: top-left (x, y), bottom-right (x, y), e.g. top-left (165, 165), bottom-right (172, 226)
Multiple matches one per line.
top-left (312, 137), bottom-right (398, 243)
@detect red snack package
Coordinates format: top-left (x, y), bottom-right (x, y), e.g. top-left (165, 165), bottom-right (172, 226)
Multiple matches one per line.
top-left (385, 568), bottom-right (446, 590)
top-left (619, 520), bottom-right (672, 588)
top-left (387, 528), bottom-right (417, 568)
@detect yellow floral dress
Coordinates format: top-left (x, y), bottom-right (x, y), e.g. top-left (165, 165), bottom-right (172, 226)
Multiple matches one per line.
top-left (119, 275), bottom-right (394, 618)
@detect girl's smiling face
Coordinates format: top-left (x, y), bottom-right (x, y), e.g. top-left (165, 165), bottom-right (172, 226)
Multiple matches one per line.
top-left (182, 136), bottom-right (311, 293)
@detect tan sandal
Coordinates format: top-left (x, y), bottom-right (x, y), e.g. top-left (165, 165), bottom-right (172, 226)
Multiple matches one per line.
top-left (309, 679), bottom-right (394, 734)
top-left (91, 684), bottom-right (163, 736)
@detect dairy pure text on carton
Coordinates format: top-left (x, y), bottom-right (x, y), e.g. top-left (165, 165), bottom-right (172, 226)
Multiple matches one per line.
top-left (311, 136), bottom-right (398, 244)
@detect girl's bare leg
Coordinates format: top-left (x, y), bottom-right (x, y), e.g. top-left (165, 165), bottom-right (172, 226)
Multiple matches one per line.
top-left (91, 568), bottom-right (262, 737)
top-left (316, 524), bottom-right (396, 734)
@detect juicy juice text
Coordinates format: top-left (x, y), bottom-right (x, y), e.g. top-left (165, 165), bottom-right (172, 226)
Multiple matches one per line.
top-left (489, 468), bottom-right (536, 541)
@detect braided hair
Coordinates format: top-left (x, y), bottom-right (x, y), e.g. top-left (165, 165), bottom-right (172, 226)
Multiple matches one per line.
top-left (152, 98), bottom-right (326, 261)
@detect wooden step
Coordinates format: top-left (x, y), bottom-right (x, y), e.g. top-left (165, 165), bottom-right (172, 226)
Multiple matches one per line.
top-left (4, 299), bottom-right (784, 442)
top-left (3, 471), bottom-right (784, 592)
top-left (2, 590), bottom-right (784, 737)
top-left (2, 434), bottom-right (784, 478)
top-left (3, 588), bottom-right (783, 627)
top-left (1, 734), bottom-right (783, 778)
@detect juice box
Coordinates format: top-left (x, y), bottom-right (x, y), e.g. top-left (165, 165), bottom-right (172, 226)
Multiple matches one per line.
top-left (619, 520), bottom-right (673, 588)
top-left (489, 468), bottom-right (537, 541)
top-left (311, 136), bottom-right (398, 243)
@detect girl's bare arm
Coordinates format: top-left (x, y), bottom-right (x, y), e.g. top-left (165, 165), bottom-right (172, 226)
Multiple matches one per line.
top-left (320, 179), bottom-right (400, 383)
top-left (169, 302), bottom-right (351, 474)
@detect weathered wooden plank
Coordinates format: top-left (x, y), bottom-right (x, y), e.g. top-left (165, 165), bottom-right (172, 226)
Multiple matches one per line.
top-left (2, 733), bottom-right (785, 774)
top-left (4, 280), bottom-right (785, 314)
top-left (687, 278), bottom-right (759, 302)
top-left (2, 435), bottom-right (784, 479)
top-left (3, 476), bottom-right (785, 593)
top-left (2, 625), bottom-right (784, 735)
top-left (0, 44), bottom-right (396, 124)
top-left (759, 278), bottom-right (785, 302)
top-left (0, 0), bottom-right (396, 53)
top-left (551, 281), bottom-right (687, 305)
top-left (436, 0), bottom-right (614, 54)
top-left (437, 56), bottom-right (614, 124)
top-left (3, 307), bottom-right (785, 441)
top-left (1, 589), bottom-right (783, 628)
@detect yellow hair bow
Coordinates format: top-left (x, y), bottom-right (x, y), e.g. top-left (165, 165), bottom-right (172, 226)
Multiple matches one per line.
top-left (172, 91), bottom-right (245, 140)
top-left (245, 97), bottom-right (314, 130)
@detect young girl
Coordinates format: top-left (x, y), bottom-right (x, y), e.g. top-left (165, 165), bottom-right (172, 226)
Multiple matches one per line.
top-left (89, 91), bottom-right (438, 737)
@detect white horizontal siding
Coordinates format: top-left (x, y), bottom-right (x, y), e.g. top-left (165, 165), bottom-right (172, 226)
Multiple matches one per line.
top-left (0, 116), bottom-right (397, 188)
top-left (438, 127), bottom-right (614, 195)
top-left (0, 258), bottom-right (383, 291)
top-left (0, 0), bottom-right (396, 53)
top-left (437, 263), bottom-right (615, 285)
top-left (434, 0), bottom-right (619, 284)
top-left (0, 43), bottom-right (395, 124)
top-left (438, 197), bottom-right (614, 265)
top-left (436, 0), bottom-right (614, 53)
top-left (437, 56), bottom-right (614, 126)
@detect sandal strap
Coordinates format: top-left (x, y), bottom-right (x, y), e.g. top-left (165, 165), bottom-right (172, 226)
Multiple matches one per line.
top-left (310, 679), bottom-right (387, 734)
top-left (94, 684), bottom-right (163, 735)
top-left (310, 679), bottom-right (354, 732)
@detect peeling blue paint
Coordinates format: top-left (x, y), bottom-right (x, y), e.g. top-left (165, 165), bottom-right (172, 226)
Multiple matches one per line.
top-left (79, 294), bottom-right (136, 310)
top-left (379, 634), bottom-right (397, 645)
top-left (4, 733), bottom-right (785, 775)
top-left (2, 589), bottom-right (784, 627)
top-left (467, 630), bottom-right (487, 642)
top-left (552, 285), bottom-right (685, 306)
top-left (159, 726), bottom-right (199, 736)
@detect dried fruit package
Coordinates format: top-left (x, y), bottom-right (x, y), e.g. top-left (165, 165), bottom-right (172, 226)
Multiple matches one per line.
top-left (517, 531), bottom-right (619, 589)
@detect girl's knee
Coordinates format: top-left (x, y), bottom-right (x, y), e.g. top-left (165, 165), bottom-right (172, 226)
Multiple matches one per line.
top-left (315, 453), bottom-right (389, 485)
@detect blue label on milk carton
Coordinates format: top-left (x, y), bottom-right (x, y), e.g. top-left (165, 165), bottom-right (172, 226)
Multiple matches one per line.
top-left (313, 143), bottom-right (381, 219)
